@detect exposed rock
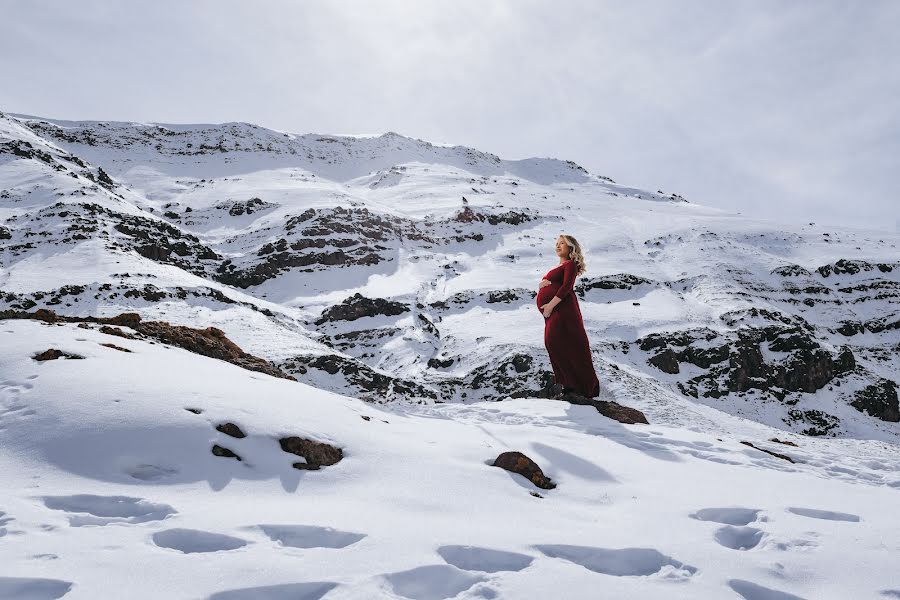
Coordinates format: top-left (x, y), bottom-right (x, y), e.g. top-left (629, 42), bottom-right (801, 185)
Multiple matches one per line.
top-left (492, 451), bottom-right (556, 490)
top-left (560, 392), bottom-right (650, 425)
top-left (134, 321), bottom-right (294, 381)
top-left (106, 312), bottom-right (142, 328)
top-left (33, 348), bottom-right (83, 361)
top-left (316, 293), bottom-right (409, 325)
top-left (641, 314), bottom-right (860, 404)
top-left (216, 422), bottom-right (247, 439)
top-left (3, 310), bottom-right (292, 381)
top-left (850, 379), bottom-right (899, 422)
top-left (771, 265), bottom-right (813, 277)
top-left (99, 325), bottom-right (133, 338)
top-left (648, 349), bottom-right (680, 374)
top-left (769, 438), bottom-right (798, 447)
top-left (100, 342), bottom-right (131, 352)
top-left (211, 444), bottom-right (241, 461)
top-left (817, 259), bottom-right (895, 278)
top-left (278, 436), bottom-right (343, 470)
top-left (281, 353), bottom-right (436, 401)
top-left (739, 441), bottom-right (795, 463)
top-left (785, 409), bottom-right (841, 437)
top-left (576, 273), bottom-right (653, 297)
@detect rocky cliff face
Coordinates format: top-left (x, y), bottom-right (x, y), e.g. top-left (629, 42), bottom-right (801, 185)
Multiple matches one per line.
top-left (2, 111), bottom-right (898, 440)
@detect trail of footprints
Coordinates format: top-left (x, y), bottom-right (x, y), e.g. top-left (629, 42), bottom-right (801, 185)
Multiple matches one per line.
top-left (1, 492), bottom-right (884, 599)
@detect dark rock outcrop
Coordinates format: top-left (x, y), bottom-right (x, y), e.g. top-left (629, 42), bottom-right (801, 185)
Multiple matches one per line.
top-left (640, 314), bottom-right (858, 401)
top-left (216, 422), bottom-right (247, 438)
top-left (278, 436), bottom-right (343, 470)
top-left (850, 380), bottom-right (900, 422)
top-left (316, 293), bottom-right (409, 325)
top-left (492, 451), bottom-right (556, 490)
top-left (739, 441), bottom-right (795, 463)
top-left (560, 392), bottom-right (650, 424)
top-left (33, 348), bottom-right (84, 361)
top-left (211, 444), bottom-right (241, 461)
top-left (280, 353), bottom-right (436, 401)
top-left (3, 309), bottom-right (293, 381)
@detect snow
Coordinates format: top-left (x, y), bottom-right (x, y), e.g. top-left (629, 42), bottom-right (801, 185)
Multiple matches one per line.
top-left (1, 320), bottom-right (899, 599)
top-left (2, 111), bottom-right (900, 598)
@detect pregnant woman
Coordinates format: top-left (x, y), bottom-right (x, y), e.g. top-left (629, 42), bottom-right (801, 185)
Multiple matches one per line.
top-left (537, 235), bottom-right (600, 398)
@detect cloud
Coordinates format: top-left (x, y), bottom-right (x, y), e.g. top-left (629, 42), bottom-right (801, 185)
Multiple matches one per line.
top-left (1, 0), bottom-right (898, 230)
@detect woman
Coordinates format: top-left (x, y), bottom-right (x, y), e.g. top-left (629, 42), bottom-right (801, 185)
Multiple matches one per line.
top-left (537, 235), bottom-right (600, 398)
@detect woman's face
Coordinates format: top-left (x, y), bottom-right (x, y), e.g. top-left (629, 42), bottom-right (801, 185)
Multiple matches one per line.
top-left (555, 237), bottom-right (570, 258)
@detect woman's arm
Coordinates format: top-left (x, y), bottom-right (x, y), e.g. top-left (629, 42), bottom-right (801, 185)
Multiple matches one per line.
top-left (555, 260), bottom-right (577, 300)
top-left (540, 261), bottom-right (576, 317)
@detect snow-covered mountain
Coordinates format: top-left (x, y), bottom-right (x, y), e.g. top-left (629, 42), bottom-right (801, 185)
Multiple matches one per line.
top-left (2, 111), bottom-right (899, 599)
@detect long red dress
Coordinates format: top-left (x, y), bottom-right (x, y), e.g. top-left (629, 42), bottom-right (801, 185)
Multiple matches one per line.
top-left (536, 260), bottom-right (600, 397)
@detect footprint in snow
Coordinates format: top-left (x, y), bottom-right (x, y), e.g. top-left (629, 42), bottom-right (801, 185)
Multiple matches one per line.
top-left (534, 545), bottom-right (697, 579)
top-left (0, 577), bottom-right (73, 599)
top-left (714, 526), bottom-right (766, 551)
top-left (384, 565), bottom-right (486, 600)
top-left (437, 545), bottom-right (533, 573)
top-left (42, 494), bottom-right (177, 526)
top-left (152, 528), bottom-right (249, 553)
top-left (125, 463), bottom-right (180, 482)
top-left (256, 524), bottom-right (365, 549)
top-left (206, 582), bottom-right (338, 600)
top-left (786, 507), bottom-right (860, 522)
top-left (728, 578), bottom-right (807, 600)
top-left (690, 507), bottom-right (763, 526)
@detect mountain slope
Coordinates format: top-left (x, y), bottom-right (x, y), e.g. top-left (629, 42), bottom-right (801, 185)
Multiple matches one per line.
top-left (2, 111), bottom-right (899, 437)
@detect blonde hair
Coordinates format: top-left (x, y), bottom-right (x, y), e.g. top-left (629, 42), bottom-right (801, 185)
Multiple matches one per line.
top-left (560, 234), bottom-right (586, 275)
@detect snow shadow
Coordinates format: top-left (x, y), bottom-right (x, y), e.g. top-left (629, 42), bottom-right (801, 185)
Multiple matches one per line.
top-left (383, 565), bottom-right (486, 600)
top-left (728, 579), bottom-right (807, 600)
top-left (786, 507), bottom-right (860, 522)
top-left (561, 405), bottom-right (683, 462)
top-left (206, 582), bottom-right (338, 600)
top-left (38, 423), bottom-right (312, 493)
top-left (0, 577), bottom-right (73, 600)
top-left (42, 494), bottom-right (176, 526)
top-left (152, 528), bottom-right (249, 553)
top-left (529, 441), bottom-right (618, 483)
top-left (690, 507), bottom-right (762, 526)
top-left (437, 545), bottom-right (533, 573)
top-left (257, 524), bottom-right (366, 549)
top-left (534, 544), bottom-right (697, 579)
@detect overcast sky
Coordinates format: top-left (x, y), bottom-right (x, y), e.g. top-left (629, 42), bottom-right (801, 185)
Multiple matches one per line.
top-left (2, 0), bottom-right (898, 231)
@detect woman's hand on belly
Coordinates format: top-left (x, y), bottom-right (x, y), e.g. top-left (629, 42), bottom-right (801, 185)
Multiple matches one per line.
top-left (536, 285), bottom-right (559, 310)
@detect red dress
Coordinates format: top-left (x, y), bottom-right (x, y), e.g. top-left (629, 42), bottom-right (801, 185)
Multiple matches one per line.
top-left (537, 260), bottom-right (600, 397)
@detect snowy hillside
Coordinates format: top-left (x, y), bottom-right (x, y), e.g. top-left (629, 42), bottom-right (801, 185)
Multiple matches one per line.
top-left (2, 111), bottom-right (899, 598)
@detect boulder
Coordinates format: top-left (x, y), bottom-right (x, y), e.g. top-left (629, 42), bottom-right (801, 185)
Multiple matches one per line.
top-left (278, 436), bottom-right (343, 470)
top-left (211, 444), bottom-right (241, 461)
top-left (33, 348), bottom-right (83, 361)
top-left (560, 392), bottom-right (649, 425)
top-left (216, 422), bottom-right (247, 438)
top-left (492, 451), bottom-right (556, 490)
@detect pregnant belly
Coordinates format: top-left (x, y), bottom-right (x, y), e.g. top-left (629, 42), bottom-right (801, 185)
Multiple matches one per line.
top-left (536, 284), bottom-right (559, 309)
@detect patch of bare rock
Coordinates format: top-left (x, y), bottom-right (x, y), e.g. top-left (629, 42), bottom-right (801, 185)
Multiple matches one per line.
top-left (492, 451), bottom-right (556, 490)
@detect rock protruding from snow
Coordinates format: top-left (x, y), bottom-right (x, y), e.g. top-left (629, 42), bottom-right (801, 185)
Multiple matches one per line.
top-left (278, 436), bottom-right (343, 470)
top-left (492, 451), bottom-right (556, 490)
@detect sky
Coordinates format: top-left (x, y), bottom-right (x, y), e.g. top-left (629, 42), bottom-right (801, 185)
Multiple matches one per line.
top-left (1, 0), bottom-right (899, 231)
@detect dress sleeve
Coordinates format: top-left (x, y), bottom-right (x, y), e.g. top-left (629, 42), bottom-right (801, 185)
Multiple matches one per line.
top-left (555, 261), bottom-right (577, 300)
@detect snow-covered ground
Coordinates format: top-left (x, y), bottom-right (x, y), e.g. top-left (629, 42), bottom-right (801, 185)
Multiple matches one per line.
top-left (2, 320), bottom-right (899, 599)
top-left (1, 111), bottom-right (899, 598)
